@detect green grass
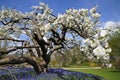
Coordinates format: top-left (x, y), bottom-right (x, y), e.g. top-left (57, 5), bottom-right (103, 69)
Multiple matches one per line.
top-left (69, 69), bottom-right (120, 80)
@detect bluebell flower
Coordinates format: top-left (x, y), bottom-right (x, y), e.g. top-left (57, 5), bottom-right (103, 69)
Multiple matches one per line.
top-left (0, 68), bottom-right (104, 80)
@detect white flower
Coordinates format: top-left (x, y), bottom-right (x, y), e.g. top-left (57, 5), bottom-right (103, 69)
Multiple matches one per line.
top-left (103, 54), bottom-right (110, 60)
top-left (72, 9), bottom-right (78, 14)
top-left (94, 34), bottom-right (99, 38)
top-left (100, 30), bottom-right (108, 37)
top-left (32, 6), bottom-right (40, 10)
top-left (92, 13), bottom-right (101, 19)
top-left (93, 45), bottom-right (106, 56)
top-left (91, 40), bottom-right (99, 47)
top-left (58, 13), bottom-right (63, 19)
top-left (43, 36), bottom-right (48, 42)
top-left (84, 17), bottom-right (90, 23)
top-left (54, 13), bottom-right (64, 24)
top-left (39, 6), bottom-right (44, 10)
top-left (106, 64), bottom-right (112, 68)
top-left (90, 6), bottom-right (97, 14)
top-left (104, 42), bottom-right (109, 48)
top-left (39, 2), bottom-right (46, 7)
top-left (81, 48), bottom-right (84, 51)
top-left (53, 20), bottom-right (58, 25)
top-left (106, 48), bottom-right (112, 53)
top-left (66, 15), bottom-right (74, 22)
top-left (81, 8), bottom-right (88, 15)
top-left (44, 23), bottom-right (51, 30)
top-left (66, 9), bottom-right (72, 14)
top-left (84, 38), bottom-right (93, 45)
top-left (36, 13), bottom-right (42, 19)
top-left (2, 10), bottom-right (8, 17)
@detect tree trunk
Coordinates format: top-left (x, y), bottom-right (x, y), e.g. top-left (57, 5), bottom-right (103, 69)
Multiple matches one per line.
top-left (0, 54), bottom-right (50, 74)
top-left (27, 55), bottom-right (50, 74)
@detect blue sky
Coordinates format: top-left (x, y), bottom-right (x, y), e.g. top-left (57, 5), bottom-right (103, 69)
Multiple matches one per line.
top-left (0, 0), bottom-right (120, 22)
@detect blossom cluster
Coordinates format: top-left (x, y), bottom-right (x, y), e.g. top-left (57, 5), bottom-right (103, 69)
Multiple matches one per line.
top-left (83, 28), bottom-right (112, 63)
top-left (0, 2), bottom-right (101, 38)
top-left (0, 2), bottom-right (111, 65)
top-left (53, 5), bottom-right (100, 36)
top-left (29, 3), bottom-right (101, 36)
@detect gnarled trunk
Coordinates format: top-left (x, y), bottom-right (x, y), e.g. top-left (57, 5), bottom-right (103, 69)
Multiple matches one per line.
top-left (30, 55), bottom-right (50, 74)
top-left (0, 53), bottom-right (50, 74)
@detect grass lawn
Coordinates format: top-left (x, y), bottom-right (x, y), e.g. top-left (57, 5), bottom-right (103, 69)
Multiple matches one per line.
top-left (69, 68), bottom-right (120, 80)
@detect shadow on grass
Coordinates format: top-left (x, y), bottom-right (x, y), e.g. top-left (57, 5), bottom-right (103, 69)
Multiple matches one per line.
top-left (109, 69), bottom-right (120, 72)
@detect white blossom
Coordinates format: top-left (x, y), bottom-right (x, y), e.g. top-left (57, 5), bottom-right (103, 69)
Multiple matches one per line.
top-left (58, 13), bottom-right (63, 19)
top-left (84, 38), bottom-right (93, 45)
top-left (90, 6), bottom-right (97, 14)
top-left (39, 2), bottom-right (46, 7)
top-left (2, 10), bottom-right (8, 17)
top-left (93, 13), bottom-right (101, 19)
top-left (104, 42), bottom-right (109, 48)
top-left (106, 63), bottom-right (112, 68)
top-left (44, 23), bottom-right (51, 31)
top-left (91, 40), bottom-right (99, 47)
top-left (32, 6), bottom-right (40, 10)
top-left (43, 36), bottom-right (48, 42)
top-left (103, 54), bottom-right (110, 61)
top-left (93, 45), bottom-right (106, 56)
top-left (106, 48), bottom-right (112, 53)
top-left (100, 30), bottom-right (107, 37)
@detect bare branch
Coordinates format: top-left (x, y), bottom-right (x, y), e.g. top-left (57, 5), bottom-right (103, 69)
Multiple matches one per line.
top-left (0, 19), bottom-right (20, 25)
top-left (51, 29), bottom-right (61, 40)
top-left (0, 38), bottom-right (25, 42)
top-left (49, 29), bottom-right (66, 45)
top-left (48, 45), bottom-right (63, 56)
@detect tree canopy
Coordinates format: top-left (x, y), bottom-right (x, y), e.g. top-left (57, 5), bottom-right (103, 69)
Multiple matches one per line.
top-left (0, 2), bottom-right (111, 73)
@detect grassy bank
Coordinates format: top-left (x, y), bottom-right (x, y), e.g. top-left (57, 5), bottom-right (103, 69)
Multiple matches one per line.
top-left (69, 68), bottom-right (120, 80)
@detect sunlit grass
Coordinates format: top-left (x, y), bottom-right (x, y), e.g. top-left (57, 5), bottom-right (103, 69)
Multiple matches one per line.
top-left (69, 68), bottom-right (120, 80)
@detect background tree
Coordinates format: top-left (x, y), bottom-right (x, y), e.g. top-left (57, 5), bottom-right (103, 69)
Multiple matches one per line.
top-left (0, 2), bottom-right (110, 74)
top-left (53, 45), bottom-right (88, 67)
top-left (108, 27), bottom-right (120, 69)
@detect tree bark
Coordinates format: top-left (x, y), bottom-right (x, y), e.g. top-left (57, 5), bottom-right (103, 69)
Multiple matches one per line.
top-left (0, 52), bottom-right (51, 74)
top-left (26, 55), bottom-right (50, 74)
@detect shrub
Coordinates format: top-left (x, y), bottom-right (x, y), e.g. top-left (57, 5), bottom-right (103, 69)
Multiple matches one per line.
top-left (113, 59), bottom-right (120, 70)
top-left (90, 62), bottom-right (96, 67)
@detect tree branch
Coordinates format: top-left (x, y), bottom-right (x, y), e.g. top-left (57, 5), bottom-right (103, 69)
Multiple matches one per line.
top-left (0, 56), bottom-right (26, 65)
top-left (0, 19), bottom-right (20, 25)
top-left (49, 29), bottom-right (66, 45)
top-left (48, 45), bottom-right (63, 56)
top-left (0, 52), bottom-right (37, 66)
top-left (69, 28), bottom-right (89, 39)
top-left (0, 38), bottom-right (25, 42)
top-left (0, 45), bottom-right (39, 56)
top-left (23, 22), bottom-right (42, 57)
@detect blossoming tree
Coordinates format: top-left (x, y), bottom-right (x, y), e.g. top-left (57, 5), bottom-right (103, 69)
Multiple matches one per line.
top-left (0, 2), bottom-right (111, 73)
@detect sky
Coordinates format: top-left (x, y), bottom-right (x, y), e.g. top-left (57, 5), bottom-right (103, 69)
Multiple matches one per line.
top-left (0, 0), bottom-right (120, 23)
